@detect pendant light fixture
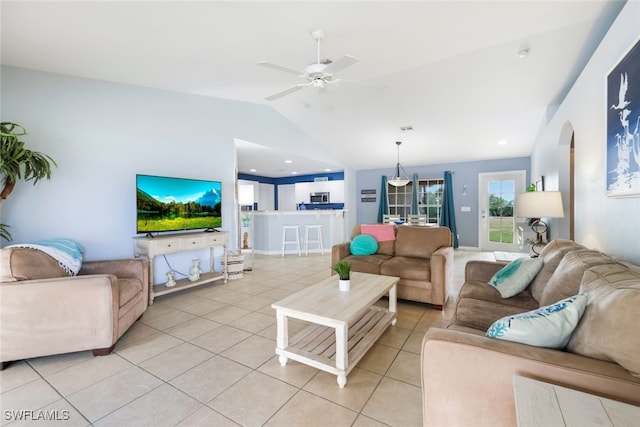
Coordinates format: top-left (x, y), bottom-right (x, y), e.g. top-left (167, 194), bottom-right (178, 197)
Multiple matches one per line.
top-left (388, 141), bottom-right (410, 187)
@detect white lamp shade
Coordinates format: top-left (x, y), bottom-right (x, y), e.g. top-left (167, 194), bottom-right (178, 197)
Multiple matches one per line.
top-left (388, 178), bottom-right (410, 187)
top-left (516, 191), bottom-right (564, 218)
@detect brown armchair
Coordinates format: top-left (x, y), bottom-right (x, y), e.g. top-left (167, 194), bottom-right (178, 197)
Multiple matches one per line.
top-left (0, 247), bottom-right (148, 369)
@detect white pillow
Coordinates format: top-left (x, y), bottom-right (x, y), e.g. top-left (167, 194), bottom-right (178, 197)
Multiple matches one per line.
top-left (488, 257), bottom-right (543, 298)
top-left (486, 293), bottom-right (587, 349)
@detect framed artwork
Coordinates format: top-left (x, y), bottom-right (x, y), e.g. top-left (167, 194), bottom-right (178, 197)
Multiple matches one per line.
top-left (535, 176), bottom-right (545, 192)
top-left (606, 36), bottom-right (640, 198)
top-left (360, 188), bottom-right (376, 202)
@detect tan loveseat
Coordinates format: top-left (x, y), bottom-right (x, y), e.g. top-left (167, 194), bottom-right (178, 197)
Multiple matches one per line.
top-left (0, 248), bottom-right (148, 369)
top-left (421, 240), bottom-right (640, 426)
top-left (332, 225), bottom-right (454, 308)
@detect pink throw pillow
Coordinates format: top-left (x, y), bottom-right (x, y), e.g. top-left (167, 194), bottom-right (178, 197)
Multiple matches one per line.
top-left (361, 224), bottom-right (396, 242)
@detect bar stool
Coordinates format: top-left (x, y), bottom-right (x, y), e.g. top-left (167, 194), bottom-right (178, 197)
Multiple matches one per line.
top-left (281, 225), bottom-right (301, 256)
top-left (304, 224), bottom-right (324, 255)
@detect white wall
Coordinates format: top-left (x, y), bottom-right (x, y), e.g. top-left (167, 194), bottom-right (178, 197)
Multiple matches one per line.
top-left (1, 66), bottom-right (339, 268)
top-left (530, 1), bottom-right (640, 264)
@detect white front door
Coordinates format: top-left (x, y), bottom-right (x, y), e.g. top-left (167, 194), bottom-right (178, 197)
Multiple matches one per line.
top-left (478, 171), bottom-right (526, 252)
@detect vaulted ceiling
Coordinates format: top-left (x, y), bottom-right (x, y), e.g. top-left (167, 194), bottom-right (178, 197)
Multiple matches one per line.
top-left (1, 1), bottom-right (625, 177)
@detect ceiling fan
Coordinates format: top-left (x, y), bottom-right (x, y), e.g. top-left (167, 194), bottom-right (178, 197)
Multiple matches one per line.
top-left (258, 29), bottom-right (359, 101)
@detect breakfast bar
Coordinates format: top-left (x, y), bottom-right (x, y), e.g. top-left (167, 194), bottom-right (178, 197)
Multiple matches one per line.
top-left (251, 210), bottom-right (347, 255)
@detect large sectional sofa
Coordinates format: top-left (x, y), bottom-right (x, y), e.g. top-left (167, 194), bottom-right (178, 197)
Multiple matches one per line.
top-left (331, 224), bottom-right (454, 308)
top-left (421, 239), bottom-right (640, 426)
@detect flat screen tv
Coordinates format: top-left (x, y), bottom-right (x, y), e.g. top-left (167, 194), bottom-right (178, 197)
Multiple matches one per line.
top-left (136, 174), bottom-right (222, 234)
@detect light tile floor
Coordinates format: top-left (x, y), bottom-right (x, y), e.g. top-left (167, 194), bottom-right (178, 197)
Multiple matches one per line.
top-left (0, 249), bottom-right (495, 426)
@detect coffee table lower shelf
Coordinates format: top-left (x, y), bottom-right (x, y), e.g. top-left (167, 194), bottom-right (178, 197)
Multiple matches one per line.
top-left (276, 306), bottom-right (396, 387)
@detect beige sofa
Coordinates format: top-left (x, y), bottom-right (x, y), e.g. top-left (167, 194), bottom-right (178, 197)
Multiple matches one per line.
top-left (0, 247), bottom-right (148, 369)
top-left (332, 225), bottom-right (454, 308)
top-left (421, 240), bottom-right (640, 426)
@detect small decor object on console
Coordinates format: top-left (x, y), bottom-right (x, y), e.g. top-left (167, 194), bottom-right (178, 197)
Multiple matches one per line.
top-left (332, 260), bottom-right (351, 292)
top-left (165, 271), bottom-right (176, 287)
top-left (188, 258), bottom-right (201, 282)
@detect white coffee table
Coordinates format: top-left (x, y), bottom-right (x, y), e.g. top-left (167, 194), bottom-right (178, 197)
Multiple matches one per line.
top-left (271, 272), bottom-right (398, 387)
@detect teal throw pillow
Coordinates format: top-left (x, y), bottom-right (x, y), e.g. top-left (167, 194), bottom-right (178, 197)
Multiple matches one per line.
top-left (486, 293), bottom-right (587, 349)
top-left (350, 234), bottom-right (378, 256)
top-left (488, 257), bottom-right (543, 298)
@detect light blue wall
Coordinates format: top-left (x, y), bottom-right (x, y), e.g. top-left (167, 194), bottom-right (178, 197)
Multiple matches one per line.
top-left (0, 66), bottom-right (343, 278)
top-left (356, 157), bottom-right (530, 247)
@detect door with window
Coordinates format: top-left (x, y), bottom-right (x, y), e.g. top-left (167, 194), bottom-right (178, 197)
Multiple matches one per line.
top-left (478, 171), bottom-right (525, 252)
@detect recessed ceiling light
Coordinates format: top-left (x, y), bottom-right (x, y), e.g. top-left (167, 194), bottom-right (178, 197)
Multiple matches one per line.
top-left (400, 125), bottom-right (413, 132)
top-left (291, 171), bottom-right (298, 175)
top-left (250, 168), bottom-right (257, 172)
top-left (285, 160), bottom-right (293, 164)
top-left (324, 168), bottom-right (332, 172)
top-left (517, 47), bottom-right (530, 58)
top-left (498, 139), bottom-right (509, 145)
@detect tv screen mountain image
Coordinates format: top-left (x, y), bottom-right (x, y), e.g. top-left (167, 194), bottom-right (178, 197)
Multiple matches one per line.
top-left (136, 174), bottom-right (222, 233)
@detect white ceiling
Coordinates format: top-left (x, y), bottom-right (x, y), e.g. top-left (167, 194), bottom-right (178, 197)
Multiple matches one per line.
top-left (0, 1), bottom-right (625, 177)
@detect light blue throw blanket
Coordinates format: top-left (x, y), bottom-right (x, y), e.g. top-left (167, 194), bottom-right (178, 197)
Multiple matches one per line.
top-left (8, 238), bottom-right (84, 276)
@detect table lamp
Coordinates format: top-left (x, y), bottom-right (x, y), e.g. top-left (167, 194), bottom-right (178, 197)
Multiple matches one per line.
top-left (515, 191), bottom-right (564, 256)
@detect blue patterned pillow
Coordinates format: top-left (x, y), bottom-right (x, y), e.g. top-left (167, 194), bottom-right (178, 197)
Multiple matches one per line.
top-left (350, 234), bottom-right (378, 256)
top-left (486, 293), bottom-right (587, 348)
top-left (488, 257), bottom-right (543, 298)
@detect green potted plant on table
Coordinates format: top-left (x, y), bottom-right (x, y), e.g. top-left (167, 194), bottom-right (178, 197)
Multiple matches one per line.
top-left (332, 260), bottom-right (352, 292)
top-left (0, 122), bottom-right (57, 241)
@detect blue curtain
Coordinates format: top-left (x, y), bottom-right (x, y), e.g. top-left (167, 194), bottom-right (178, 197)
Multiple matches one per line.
top-left (441, 171), bottom-right (459, 248)
top-left (377, 176), bottom-right (389, 223)
top-left (411, 173), bottom-right (419, 215)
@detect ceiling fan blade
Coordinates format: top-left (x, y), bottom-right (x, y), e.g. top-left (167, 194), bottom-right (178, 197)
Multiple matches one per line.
top-left (327, 77), bottom-right (370, 86)
top-left (258, 61), bottom-right (305, 76)
top-left (265, 84), bottom-right (307, 101)
top-left (323, 55), bottom-right (359, 75)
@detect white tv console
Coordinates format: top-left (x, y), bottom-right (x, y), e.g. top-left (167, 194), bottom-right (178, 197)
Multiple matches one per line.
top-left (134, 231), bottom-right (228, 305)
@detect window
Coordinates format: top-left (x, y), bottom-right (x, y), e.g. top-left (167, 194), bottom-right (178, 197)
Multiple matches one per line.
top-left (419, 179), bottom-right (444, 224)
top-left (388, 178), bottom-right (444, 223)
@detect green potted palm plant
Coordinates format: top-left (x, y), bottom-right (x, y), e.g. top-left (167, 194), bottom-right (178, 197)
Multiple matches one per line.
top-left (332, 260), bottom-right (352, 292)
top-left (0, 122), bottom-right (57, 241)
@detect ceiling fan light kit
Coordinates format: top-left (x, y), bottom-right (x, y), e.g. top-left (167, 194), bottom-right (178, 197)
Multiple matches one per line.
top-left (258, 29), bottom-right (360, 101)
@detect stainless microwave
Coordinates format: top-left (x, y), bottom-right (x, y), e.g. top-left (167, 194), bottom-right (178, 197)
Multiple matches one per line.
top-left (310, 192), bottom-right (329, 204)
